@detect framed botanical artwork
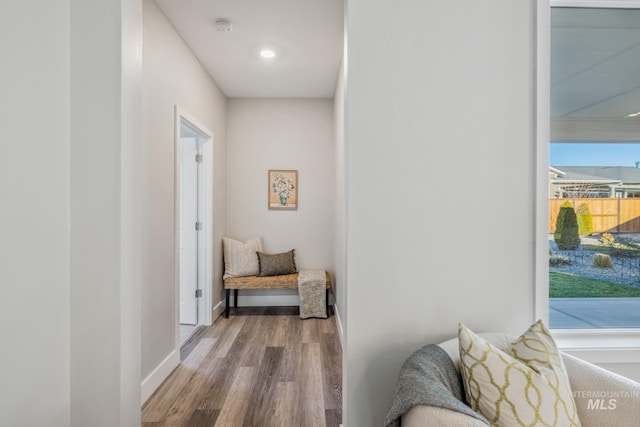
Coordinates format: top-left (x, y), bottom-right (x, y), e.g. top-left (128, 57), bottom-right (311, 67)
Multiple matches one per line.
top-left (268, 170), bottom-right (298, 210)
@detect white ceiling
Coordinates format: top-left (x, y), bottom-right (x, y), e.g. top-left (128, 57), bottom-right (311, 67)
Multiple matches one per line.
top-left (153, 4), bottom-right (639, 109)
top-left (551, 7), bottom-right (640, 118)
top-left (154, 0), bottom-right (344, 98)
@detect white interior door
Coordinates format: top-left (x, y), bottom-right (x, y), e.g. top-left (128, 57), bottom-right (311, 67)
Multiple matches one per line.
top-left (179, 136), bottom-right (199, 325)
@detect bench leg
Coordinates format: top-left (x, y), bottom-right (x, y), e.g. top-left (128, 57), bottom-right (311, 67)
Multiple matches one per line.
top-left (225, 289), bottom-right (230, 318)
top-left (234, 289), bottom-right (238, 308)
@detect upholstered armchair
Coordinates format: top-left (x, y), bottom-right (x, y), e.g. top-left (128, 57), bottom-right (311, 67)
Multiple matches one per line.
top-left (401, 333), bottom-right (640, 427)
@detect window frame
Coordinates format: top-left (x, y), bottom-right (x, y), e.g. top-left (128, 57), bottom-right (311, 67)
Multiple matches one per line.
top-left (536, 0), bottom-right (640, 362)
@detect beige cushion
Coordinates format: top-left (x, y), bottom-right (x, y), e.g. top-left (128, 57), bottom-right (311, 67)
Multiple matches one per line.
top-left (458, 320), bottom-right (581, 427)
top-left (222, 236), bottom-right (263, 279)
top-left (403, 405), bottom-right (488, 427)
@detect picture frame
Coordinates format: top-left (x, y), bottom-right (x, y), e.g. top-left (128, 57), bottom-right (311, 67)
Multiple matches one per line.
top-left (268, 170), bottom-right (298, 210)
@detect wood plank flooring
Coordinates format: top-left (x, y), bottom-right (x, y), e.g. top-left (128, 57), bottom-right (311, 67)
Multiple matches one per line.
top-left (142, 306), bottom-right (342, 427)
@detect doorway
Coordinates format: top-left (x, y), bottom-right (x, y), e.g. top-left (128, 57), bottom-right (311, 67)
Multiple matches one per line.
top-left (175, 106), bottom-right (214, 347)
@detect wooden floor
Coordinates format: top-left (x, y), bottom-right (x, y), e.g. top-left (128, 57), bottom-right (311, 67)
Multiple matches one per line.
top-left (142, 306), bottom-right (342, 427)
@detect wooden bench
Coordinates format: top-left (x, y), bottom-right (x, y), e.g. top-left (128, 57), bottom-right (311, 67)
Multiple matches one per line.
top-left (223, 271), bottom-right (331, 318)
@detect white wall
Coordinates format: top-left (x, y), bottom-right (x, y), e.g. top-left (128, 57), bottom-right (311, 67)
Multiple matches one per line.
top-left (226, 99), bottom-right (335, 305)
top-left (70, 0), bottom-right (142, 425)
top-left (0, 2), bottom-right (71, 426)
top-left (142, 0), bottom-right (227, 385)
top-left (345, 0), bottom-right (536, 424)
top-left (334, 60), bottom-right (347, 341)
top-left (2, 1), bottom-right (142, 425)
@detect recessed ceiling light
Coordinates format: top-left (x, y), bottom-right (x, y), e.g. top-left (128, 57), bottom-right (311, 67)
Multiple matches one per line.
top-left (259, 49), bottom-right (276, 59)
top-left (215, 18), bottom-right (233, 32)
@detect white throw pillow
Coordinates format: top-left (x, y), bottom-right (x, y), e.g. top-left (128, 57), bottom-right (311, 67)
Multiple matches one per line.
top-left (458, 320), bottom-right (581, 427)
top-left (222, 236), bottom-right (263, 279)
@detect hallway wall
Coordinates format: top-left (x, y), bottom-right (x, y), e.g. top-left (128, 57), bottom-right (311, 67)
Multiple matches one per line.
top-left (0, 1), bottom-right (71, 425)
top-left (344, 0), bottom-right (536, 424)
top-left (142, 0), bottom-right (227, 384)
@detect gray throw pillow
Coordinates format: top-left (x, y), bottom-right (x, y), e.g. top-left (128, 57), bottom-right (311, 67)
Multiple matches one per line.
top-left (256, 250), bottom-right (297, 276)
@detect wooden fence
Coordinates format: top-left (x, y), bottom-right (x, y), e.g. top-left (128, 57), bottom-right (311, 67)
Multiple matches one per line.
top-left (549, 198), bottom-right (640, 233)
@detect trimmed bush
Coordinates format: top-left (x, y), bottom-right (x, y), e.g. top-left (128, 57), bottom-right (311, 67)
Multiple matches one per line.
top-left (600, 233), bottom-right (615, 245)
top-left (554, 203), bottom-right (580, 250)
top-left (576, 203), bottom-right (594, 236)
top-left (592, 253), bottom-right (614, 268)
top-left (553, 201), bottom-right (574, 240)
top-left (549, 255), bottom-right (571, 267)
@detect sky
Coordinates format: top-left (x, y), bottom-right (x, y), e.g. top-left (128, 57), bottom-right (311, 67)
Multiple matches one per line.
top-left (550, 143), bottom-right (640, 167)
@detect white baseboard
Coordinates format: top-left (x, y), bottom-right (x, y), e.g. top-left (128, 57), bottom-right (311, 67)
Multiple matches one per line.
top-left (232, 289), bottom-right (300, 307)
top-left (212, 300), bottom-right (224, 319)
top-left (141, 349), bottom-right (179, 405)
top-left (229, 289), bottom-right (338, 308)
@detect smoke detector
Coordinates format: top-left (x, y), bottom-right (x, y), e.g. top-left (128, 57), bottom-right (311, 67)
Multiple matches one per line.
top-left (215, 19), bottom-right (233, 32)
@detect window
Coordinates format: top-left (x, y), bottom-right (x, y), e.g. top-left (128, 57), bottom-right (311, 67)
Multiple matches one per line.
top-left (547, 6), bottom-right (640, 331)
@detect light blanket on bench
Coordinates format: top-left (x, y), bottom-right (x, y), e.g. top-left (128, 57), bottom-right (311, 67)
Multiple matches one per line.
top-left (298, 269), bottom-right (327, 319)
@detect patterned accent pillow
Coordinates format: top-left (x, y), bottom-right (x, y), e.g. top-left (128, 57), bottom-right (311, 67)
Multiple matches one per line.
top-left (256, 250), bottom-right (296, 277)
top-left (458, 320), bottom-right (581, 427)
top-left (222, 236), bottom-right (263, 279)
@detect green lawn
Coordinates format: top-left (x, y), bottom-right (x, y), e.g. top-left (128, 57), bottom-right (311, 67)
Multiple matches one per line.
top-left (550, 271), bottom-right (640, 298)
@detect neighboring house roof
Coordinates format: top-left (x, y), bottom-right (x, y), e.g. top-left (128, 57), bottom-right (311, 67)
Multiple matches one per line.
top-left (552, 171), bottom-right (620, 185)
top-left (549, 166), bottom-right (565, 177)
top-left (552, 166), bottom-right (640, 185)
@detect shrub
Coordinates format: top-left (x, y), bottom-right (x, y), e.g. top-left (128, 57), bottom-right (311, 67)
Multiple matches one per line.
top-left (549, 247), bottom-right (553, 256)
top-left (576, 203), bottom-right (594, 236)
top-left (600, 233), bottom-right (615, 245)
top-left (592, 253), bottom-right (614, 269)
top-left (554, 203), bottom-right (580, 250)
top-left (553, 201), bottom-right (574, 240)
top-left (549, 255), bottom-right (571, 267)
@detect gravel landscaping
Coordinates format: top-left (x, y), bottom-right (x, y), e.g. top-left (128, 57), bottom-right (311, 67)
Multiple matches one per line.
top-left (549, 235), bottom-right (640, 289)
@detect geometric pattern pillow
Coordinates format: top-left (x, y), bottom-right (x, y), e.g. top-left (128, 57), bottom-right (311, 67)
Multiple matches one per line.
top-left (459, 320), bottom-right (581, 427)
top-left (222, 236), bottom-right (263, 279)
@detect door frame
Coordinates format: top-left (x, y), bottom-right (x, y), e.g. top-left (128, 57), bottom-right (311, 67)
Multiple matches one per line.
top-left (174, 105), bottom-right (214, 348)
